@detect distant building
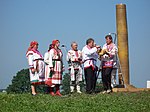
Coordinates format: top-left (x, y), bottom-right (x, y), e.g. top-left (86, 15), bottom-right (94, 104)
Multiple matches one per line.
top-left (147, 81), bottom-right (150, 88)
top-left (0, 89), bottom-right (6, 93)
top-left (2, 90), bottom-right (6, 93)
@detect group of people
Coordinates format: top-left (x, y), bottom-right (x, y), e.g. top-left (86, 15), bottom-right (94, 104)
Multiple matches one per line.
top-left (26, 35), bottom-right (118, 96)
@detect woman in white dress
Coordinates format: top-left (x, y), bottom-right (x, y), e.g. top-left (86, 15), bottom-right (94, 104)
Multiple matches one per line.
top-left (26, 41), bottom-right (45, 95)
top-left (47, 40), bottom-right (64, 96)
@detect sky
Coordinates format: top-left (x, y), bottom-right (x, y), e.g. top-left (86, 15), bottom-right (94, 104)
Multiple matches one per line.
top-left (0, 0), bottom-right (150, 89)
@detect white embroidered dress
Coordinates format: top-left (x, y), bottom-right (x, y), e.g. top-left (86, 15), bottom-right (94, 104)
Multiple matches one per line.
top-left (44, 51), bottom-right (50, 81)
top-left (48, 48), bottom-right (63, 85)
top-left (26, 49), bottom-right (45, 84)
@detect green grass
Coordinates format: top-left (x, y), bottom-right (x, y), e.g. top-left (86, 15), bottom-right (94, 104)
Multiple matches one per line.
top-left (0, 91), bottom-right (150, 112)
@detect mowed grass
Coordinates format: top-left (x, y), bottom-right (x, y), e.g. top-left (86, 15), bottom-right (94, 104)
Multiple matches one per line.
top-left (0, 91), bottom-right (150, 112)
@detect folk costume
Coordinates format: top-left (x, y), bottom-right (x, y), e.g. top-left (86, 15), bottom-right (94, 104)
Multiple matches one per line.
top-left (100, 43), bottom-right (118, 92)
top-left (26, 41), bottom-right (45, 85)
top-left (48, 40), bottom-right (63, 96)
top-left (82, 45), bottom-right (98, 94)
top-left (44, 51), bottom-right (50, 82)
top-left (67, 49), bottom-right (83, 93)
top-left (44, 45), bottom-right (53, 93)
top-left (44, 45), bottom-right (53, 86)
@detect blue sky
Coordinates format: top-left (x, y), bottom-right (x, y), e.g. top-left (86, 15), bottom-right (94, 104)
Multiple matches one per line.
top-left (0, 0), bottom-right (150, 89)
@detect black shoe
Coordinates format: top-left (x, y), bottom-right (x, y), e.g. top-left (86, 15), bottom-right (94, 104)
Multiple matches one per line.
top-left (86, 91), bottom-right (92, 94)
top-left (32, 93), bottom-right (37, 96)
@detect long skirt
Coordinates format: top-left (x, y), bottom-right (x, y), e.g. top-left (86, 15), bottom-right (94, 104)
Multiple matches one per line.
top-left (45, 64), bottom-right (50, 81)
top-left (29, 60), bottom-right (45, 84)
top-left (46, 60), bottom-right (62, 86)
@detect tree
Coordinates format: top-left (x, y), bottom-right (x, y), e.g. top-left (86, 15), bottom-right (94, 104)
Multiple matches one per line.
top-left (6, 69), bottom-right (46, 94)
top-left (6, 69), bottom-right (31, 93)
top-left (61, 73), bottom-right (70, 95)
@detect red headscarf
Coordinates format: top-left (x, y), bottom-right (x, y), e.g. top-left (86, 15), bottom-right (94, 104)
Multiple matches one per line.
top-left (52, 40), bottom-right (59, 46)
top-left (51, 40), bottom-right (60, 49)
top-left (26, 41), bottom-right (38, 54)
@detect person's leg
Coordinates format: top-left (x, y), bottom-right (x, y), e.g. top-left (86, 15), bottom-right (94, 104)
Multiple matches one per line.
top-left (105, 68), bottom-right (113, 93)
top-left (108, 68), bottom-right (113, 90)
top-left (49, 86), bottom-right (55, 96)
top-left (84, 67), bottom-right (92, 94)
top-left (45, 86), bottom-right (50, 94)
top-left (102, 68), bottom-right (107, 91)
top-left (76, 70), bottom-right (82, 93)
top-left (84, 68), bottom-right (88, 93)
top-left (91, 69), bottom-right (96, 93)
top-left (55, 84), bottom-right (62, 96)
top-left (93, 71), bottom-right (97, 92)
top-left (31, 85), bottom-right (36, 95)
top-left (69, 69), bottom-right (75, 93)
top-left (70, 81), bottom-right (75, 93)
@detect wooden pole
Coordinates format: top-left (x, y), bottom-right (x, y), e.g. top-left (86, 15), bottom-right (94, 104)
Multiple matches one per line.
top-left (116, 4), bottom-right (130, 85)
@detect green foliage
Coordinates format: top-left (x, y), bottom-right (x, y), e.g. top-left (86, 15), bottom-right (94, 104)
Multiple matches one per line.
top-left (61, 73), bottom-right (70, 95)
top-left (6, 69), bottom-right (46, 94)
top-left (0, 91), bottom-right (150, 112)
top-left (6, 69), bottom-right (31, 93)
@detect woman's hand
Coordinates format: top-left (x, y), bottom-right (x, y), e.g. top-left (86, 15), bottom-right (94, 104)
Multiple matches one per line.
top-left (50, 67), bottom-right (54, 72)
top-left (31, 68), bottom-right (36, 74)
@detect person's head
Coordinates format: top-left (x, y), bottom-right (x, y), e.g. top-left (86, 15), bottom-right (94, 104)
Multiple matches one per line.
top-left (105, 35), bottom-right (113, 45)
top-left (48, 44), bottom-right (53, 51)
top-left (30, 41), bottom-right (38, 50)
top-left (52, 40), bottom-right (60, 48)
top-left (26, 41), bottom-right (38, 54)
top-left (71, 42), bottom-right (78, 51)
top-left (86, 38), bottom-right (95, 48)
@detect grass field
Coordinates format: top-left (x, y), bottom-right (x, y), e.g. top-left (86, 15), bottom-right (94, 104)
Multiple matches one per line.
top-left (0, 91), bottom-right (150, 112)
